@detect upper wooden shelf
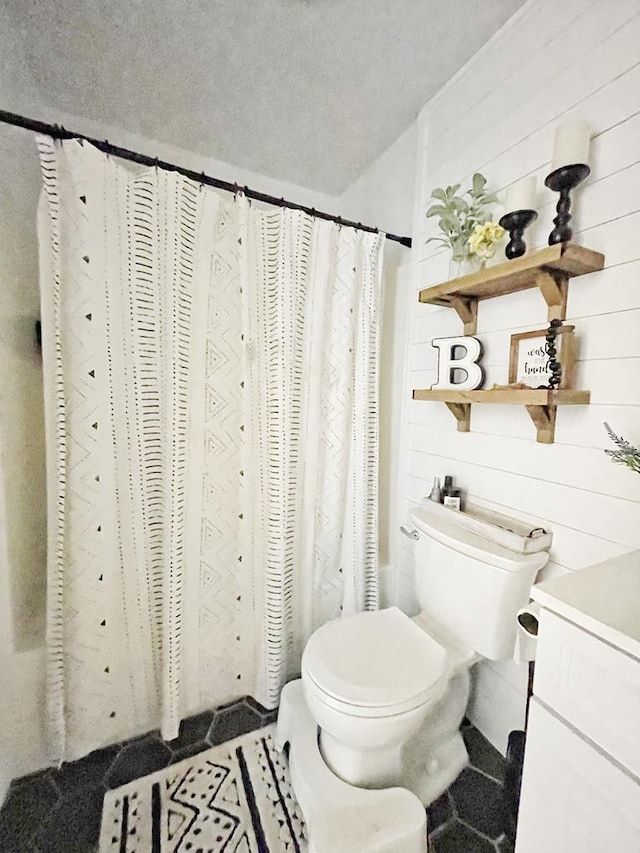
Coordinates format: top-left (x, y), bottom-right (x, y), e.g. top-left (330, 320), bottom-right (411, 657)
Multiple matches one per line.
top-left (419, 242), bottom-right (604, 333)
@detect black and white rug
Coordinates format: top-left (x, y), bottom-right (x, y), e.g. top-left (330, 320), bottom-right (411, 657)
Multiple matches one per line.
top-left (100, 725), bottom-right (307, 852)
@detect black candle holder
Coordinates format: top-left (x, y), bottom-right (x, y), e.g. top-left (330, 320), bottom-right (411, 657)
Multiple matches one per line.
top-left (499, 209), bottom-right (538, 259)
top-left (544, 163), bottom-right (590, 245)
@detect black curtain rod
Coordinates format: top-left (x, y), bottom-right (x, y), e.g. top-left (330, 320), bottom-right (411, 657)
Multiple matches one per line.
top-left (0, 109), bottom-right (412, 248)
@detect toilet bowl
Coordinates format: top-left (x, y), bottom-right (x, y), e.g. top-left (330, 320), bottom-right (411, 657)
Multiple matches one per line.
top-left (302, 607), bottom-right (449, 789)
top-left (301, 605), bottom-right (476, 799)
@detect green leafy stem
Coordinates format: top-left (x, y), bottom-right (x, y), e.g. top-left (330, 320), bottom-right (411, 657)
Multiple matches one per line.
top-left (604, 423), bottom-right (640, 474)
top-left (426, 173), bottom-right (499, 261)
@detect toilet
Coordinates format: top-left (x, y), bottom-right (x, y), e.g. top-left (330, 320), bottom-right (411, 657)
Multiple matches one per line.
top-left (284, 501), bottom-right (550, 816)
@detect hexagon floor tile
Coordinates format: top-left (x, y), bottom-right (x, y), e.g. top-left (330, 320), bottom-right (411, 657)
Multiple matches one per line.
top-left (105, 735), bottom-right (172, 789)
top-left (206, 698), bottom-right (267, 746)
top-left (449, 766), bottom-right (505, 839)
top-left (0, 698), bottom-right (511, 852)
top-left (430, 818), bottom-right (497, 853)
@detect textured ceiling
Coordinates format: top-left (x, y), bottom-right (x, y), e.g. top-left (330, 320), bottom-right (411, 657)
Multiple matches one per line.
top-left (6, 0), bottom-right (525, 195)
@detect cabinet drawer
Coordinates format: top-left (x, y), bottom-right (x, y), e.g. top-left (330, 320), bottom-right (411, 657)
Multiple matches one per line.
top-left (516, 699), bottom-right (640, 853)
top-left (535, 609), bottom-right (640, 777)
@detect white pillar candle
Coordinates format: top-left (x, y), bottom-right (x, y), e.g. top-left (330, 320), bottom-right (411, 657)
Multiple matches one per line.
top-left (505, 175), bottom-right (537, 213)
top-left (551, 122), bottom-right (591, 171)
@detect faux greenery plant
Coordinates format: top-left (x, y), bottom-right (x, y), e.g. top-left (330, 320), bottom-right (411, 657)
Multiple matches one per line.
top-left (426, 173), bottom-right (499, 262)
top-left (604, 423), bottom-right (640, 474)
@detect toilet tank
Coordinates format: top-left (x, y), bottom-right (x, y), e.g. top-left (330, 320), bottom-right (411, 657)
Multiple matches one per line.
top-left (409, 504), bottom-right (549, 660)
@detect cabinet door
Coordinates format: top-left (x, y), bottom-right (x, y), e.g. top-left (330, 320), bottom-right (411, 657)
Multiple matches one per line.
top-left (535, 609), bottom-right (640, 777)
top-left (516, 700), bottom-right (640, 853)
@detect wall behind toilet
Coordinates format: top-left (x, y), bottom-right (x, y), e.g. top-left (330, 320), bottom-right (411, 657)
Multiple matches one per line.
top-left (403, 0), bottom-right (640, 752)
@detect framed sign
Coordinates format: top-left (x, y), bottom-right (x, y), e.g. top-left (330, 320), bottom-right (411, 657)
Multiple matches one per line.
top-left (508, 324), bottom-right (576, 389)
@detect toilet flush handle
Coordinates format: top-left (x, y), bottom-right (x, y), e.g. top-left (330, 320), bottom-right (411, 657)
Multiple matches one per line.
top-left (400, 525), bottom-right (419, 541)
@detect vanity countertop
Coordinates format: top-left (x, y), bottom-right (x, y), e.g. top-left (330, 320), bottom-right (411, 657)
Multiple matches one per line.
top-left (531, 550), bottom-right (640, 659)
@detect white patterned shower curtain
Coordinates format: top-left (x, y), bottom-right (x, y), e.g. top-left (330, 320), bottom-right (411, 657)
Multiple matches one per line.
top-left (37, 136), bottom-right (384, 763)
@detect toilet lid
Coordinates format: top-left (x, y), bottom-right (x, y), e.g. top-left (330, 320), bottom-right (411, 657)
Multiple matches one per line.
top-left (302, 607), bottom-right (447, 711)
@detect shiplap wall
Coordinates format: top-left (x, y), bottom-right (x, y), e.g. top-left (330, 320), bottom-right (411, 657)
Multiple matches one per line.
top-left (400, 0), bottom-right (640, 753)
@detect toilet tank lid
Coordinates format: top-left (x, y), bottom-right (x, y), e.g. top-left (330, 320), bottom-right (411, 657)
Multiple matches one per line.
top-left (410, 505), bottom-right (549, 573)
top-left (302, 607), bottom-right (447, 709)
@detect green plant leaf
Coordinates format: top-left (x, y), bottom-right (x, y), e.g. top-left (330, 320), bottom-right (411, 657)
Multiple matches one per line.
top-left (425, 235), bottom-right (451, 248)
top-left (439, 212), bottom-right (460, 231)
top-left (603, 422), bottom-right (640, 473)
top-left (472, 173), bottom-right (486, 194)
top-left (430, 187), bottom-right (446, 201)
top-left (426, 204), bottom-right (447, 218)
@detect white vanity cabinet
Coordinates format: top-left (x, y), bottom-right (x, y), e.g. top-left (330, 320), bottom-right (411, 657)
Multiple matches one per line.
top-left (515, 551), bottom-right (640, 853)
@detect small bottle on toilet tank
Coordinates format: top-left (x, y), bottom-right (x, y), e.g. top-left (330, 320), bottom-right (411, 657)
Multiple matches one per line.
top-left (442, 476), bottom-right (462, 510)
top-left (429, 477), bottom-right (443, 502)
top-left (443, 488), bottom-right (462, 511)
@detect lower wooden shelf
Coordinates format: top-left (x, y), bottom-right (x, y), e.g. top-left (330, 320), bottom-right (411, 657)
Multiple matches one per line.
top-left (411, 388), bottom-right (591, 444)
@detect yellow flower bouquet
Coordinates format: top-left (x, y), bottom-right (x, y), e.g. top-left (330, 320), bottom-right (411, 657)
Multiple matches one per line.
top-left (468, 221), bottom-right (506, 260)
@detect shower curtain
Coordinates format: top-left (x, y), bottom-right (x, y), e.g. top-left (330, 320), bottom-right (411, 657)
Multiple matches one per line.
top-left (37, 136), bottom-right (384, 762)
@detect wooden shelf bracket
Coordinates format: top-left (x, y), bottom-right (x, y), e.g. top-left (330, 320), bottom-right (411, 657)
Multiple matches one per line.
top-left (535, 270), bottom-right (568, 321)
top-left (525, 404), bottom-right (558, 444)
top-left (445, 401), bottom-right (471, 432)
top-left (448, 296), bottom-right (478, 334)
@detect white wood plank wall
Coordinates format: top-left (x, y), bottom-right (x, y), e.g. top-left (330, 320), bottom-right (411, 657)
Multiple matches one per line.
top-left (400, 0), bottom-right (640, 752)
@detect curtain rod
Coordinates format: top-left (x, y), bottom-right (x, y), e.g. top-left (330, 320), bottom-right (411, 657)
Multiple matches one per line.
top-left (0, 109), bottom-right (412, 248)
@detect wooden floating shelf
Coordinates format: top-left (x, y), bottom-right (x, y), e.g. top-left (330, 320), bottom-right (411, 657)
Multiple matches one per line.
top-left (412, 389), bottom-right (591, 444)
top-left (418, 242), bottom-right (604, 334)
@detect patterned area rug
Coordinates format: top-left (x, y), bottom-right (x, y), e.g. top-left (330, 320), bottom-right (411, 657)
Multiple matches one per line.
top-left (100, 726), bottom-right (307, 852)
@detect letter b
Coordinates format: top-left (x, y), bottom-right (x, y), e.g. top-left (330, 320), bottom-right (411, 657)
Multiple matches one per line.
top-left (430, 336), bottom-right (484, 391)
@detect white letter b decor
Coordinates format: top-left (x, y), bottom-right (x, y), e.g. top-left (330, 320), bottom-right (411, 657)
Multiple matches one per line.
top-left (430, 336), bottom-right (484, 391)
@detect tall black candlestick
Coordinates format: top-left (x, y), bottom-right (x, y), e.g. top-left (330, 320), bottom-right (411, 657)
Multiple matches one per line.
top-left (544, 163), bottom-right (590, 245)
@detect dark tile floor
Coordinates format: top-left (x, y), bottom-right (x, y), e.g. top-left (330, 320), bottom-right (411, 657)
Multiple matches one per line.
top-left (0, 700), bottom-right (512, 852)
top-left (427, 721), bottom-right (514, 853)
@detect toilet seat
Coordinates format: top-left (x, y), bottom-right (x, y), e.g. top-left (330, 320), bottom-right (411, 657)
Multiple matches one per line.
top-left (302, 607), bottom-right (447, 718)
